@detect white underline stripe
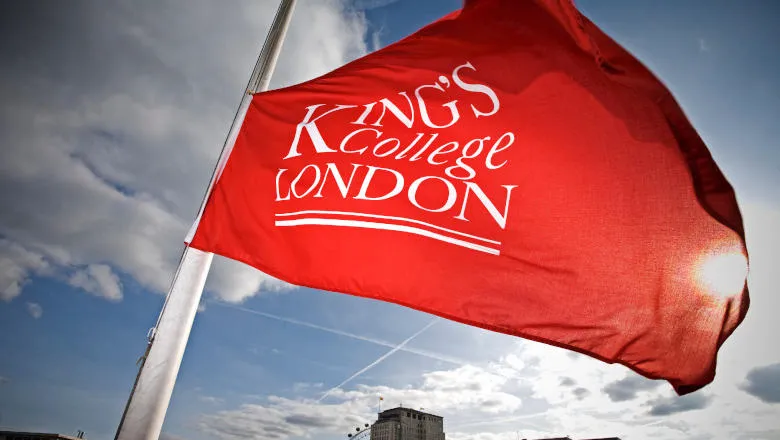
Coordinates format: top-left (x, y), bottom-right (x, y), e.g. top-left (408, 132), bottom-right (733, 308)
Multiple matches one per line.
top-left (275, 210), bottom-right (500, 245)
top-left (275, 218), bottom-right (500, 255)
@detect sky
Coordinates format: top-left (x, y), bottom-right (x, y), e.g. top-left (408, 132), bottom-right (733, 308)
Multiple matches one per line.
top-left (0, 0), bottom-right (778, 439)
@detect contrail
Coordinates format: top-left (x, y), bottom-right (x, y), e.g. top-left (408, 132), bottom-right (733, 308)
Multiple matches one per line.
top-left (317, 319), bottom-right (439, 403)
top-left (211, 300), bottom-right (397, 346)
top-left (209, 301), bottom-right (465, 365)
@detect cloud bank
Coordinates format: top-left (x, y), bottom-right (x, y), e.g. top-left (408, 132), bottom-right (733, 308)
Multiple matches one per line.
top-left (0, 0), bottom-right (370, 303)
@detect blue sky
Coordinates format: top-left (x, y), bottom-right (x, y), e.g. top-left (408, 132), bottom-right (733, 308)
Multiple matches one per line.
top-left (0, 1), bottom-right (778, 439)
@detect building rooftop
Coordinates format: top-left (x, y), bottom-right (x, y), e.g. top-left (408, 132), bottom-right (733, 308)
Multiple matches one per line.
top-left (378, 406), bottom-right (443, 420)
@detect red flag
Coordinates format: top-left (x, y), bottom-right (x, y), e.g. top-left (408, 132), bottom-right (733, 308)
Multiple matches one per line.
top-left (189, 0), bottom-right (749, 394)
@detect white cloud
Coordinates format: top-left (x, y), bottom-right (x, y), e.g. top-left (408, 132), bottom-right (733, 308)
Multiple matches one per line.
top-left (68, 264), bottom-right (123, 301)
top-left (199, 397), bottom-right (371, 440)
top-left (26, 301), bottom-right (43, 319)
top-left (0, 0), bottom-right (370, 303)
top-left (342, 363), bottom-right (525, 415)
top-left (513, 340), bottom-right (629, 408)
top-left (0, 239), bottom-right (49, 301)
top-left (206, 257), bottom-right (291, 303)
top-left (198, 395), bottom-right (226, 405)
top-left (198, 352), bottom-right (531, 440)
top-left (196, 329), bottom-right (780, 440)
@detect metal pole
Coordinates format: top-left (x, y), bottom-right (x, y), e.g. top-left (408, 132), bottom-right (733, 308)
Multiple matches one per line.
top-left (114, 2), bottom-right (297, 439)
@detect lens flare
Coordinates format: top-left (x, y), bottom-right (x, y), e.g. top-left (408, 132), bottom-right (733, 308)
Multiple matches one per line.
top-left (696, 248), bottom-right (748, 299)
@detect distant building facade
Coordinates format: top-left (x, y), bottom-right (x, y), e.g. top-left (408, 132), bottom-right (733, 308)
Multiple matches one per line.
top-left (370, 407), bottom-right (445, 440)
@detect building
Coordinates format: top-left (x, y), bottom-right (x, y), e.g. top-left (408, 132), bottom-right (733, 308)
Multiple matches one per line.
top-left (0, 432), bottom-right (84, 440)
top-left (370, 407), bottom-right (445, 440)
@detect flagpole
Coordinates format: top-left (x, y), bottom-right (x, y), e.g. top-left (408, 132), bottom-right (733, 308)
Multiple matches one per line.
top-left (114, 1), bottom-right (298, 439)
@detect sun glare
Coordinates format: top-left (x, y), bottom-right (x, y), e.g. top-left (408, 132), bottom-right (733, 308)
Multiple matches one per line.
top-left (696, 249), bottom-right (749, 299)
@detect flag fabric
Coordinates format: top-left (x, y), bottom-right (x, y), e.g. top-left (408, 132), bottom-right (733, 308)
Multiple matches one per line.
top-left (188, 0), bottom-right (749, 394)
